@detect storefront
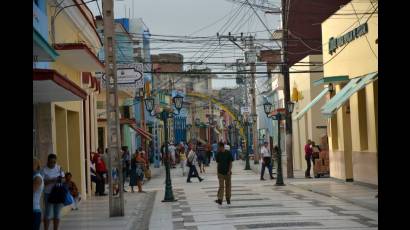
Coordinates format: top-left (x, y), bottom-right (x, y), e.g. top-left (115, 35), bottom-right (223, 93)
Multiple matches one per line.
top-left (320, 0), bottom-right (378, 185)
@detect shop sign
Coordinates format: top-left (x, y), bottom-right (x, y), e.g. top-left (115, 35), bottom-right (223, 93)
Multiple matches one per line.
top-left (329, 22), bottom-right (368, 55)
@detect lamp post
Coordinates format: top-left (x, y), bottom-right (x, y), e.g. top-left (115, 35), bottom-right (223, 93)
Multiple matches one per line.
top-left (263, 101), bottom-right (294, 186)
top-left (242, 115), bottom-right (251, 170)
top-left (145, 94), bottom-right (184, 202)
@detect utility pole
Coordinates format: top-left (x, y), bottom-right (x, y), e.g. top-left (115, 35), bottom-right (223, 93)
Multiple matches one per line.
top-left (248, 38), bottom-right (259, 165)
top-left (281, 0), bottom-right (294, 178)
top-left (102, 0), bottom-right (125, 217)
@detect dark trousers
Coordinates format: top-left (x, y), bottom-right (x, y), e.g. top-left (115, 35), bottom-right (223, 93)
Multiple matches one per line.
top-left (187, 165), bottom-right (201, 182)
top-left (305, 156), bottom-right (312, 177)
top-left (33, 211), bottom-right (41, 230)
top-left (96, 172), bottom-right (105, 195)
top-left (261, 157), bottom-right (273, 179)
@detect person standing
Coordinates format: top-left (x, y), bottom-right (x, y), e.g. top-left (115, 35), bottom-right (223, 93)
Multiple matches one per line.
top-left (211, 140), bottom-right (218, 161)
top-left (305, 140), bottom-right (313, 178)
top-left (196, 142), bottom-right (206, 173)
top-left (121, 146), bottom-right (131, 192)
top-left (41, 154), bottom-right (65, 230)
top-left (179, 145), bottom-right (187, 176)
top-left (260, 141), bottom-right (274, 180)
top-left (169, 142), bottom-right (177, 168)
top-left (33, 158), bottom-right (44, 230)
top-left (205, 140), bottom-right (212, 166)
top-left (186, 144), bottom-right (204, 183)
top-left (215, 142), bottom-right (233, 205)
top-left (92, 150), bottom-right (107, 195)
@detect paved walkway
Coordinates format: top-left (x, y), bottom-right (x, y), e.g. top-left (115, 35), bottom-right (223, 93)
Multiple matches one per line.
top-left (57, 167), bottom-right (161, 230)
top-left (147, 160), bottom-right (378, 230)
top-left (243, 159), bottom-right (378, 212)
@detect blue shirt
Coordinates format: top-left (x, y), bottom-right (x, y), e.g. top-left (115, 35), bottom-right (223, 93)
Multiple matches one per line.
top-left (212, 143), bottom-right (218, 152)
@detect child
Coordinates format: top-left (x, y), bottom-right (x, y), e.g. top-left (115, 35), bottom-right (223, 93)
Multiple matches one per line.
top-left (64, 172), bottom-right (81, 210)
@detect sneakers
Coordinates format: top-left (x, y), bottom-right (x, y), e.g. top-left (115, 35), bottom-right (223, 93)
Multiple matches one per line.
top-left (227, 199), bottom-right (231, 205)
top-left (260, 178), bottom-right (266, 181)
top-left (215, 199), bottom-right (222, 205)
top-left (199, 178), bottom-right (204, 182)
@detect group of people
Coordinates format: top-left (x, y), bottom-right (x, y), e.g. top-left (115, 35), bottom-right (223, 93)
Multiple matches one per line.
top-left (33, 154), bottom-right (81, 230)
top-left (304, 139), bottom-right (321, 178)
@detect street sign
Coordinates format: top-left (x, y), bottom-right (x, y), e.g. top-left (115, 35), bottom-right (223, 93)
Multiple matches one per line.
top-left (97, 63), bottom-right (144, 91)
top-left (241, 107), bottom-right (250, 114)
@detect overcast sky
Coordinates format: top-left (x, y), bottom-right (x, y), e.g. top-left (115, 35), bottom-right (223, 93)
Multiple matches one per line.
top-left (87, 0), bottom-right (281, 89)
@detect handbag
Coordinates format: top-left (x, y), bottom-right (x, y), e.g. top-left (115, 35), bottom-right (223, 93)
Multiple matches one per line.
top-left (48, 168), bottom-right (67, 204)
top-left (64, 192), bottom-right (74, 206)
top-left (144, 168), bottom-right (151, 179)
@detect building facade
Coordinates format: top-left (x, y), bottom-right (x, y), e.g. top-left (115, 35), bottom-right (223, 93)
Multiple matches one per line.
top-left (33, 0), bottom-right (103, 208)
top-left (320, 0), bottom-right (378, 185)
top-left (290, 55), bottom-right (328, 171)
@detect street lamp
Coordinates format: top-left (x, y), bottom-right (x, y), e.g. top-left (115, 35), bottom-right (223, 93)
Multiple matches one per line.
top-left (145, 94), bottom-right (184, 202)
top-left (243, 116), bottom-right (251, 170)
top-left (263, 101), bottom-right (286, 186)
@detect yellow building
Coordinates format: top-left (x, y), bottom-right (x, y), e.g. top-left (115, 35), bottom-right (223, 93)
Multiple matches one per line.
top-left (320, 0), bottom-right (378, 185)
top-left (33, 0), bottom-right (104, 206)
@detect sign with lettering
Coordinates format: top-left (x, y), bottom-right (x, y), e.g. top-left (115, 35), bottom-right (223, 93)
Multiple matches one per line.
top-left (329, 23), bottom-right (368, 55)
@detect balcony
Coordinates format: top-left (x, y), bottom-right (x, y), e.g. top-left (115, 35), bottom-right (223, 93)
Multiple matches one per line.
top-left (33, 2), bottom-right (48, 40)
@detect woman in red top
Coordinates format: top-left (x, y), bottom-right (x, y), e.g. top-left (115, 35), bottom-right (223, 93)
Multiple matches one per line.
top-left (304, 140), bottom-right (313, 178)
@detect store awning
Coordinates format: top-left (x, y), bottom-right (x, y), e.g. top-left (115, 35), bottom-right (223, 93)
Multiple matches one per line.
top-left (33, 69), bottom-right (87, 103)
top-left (294, 87), bottom-right (330, 120)
top-left (129, 124), bottom-right (152, 141)
top-left (33, 28), bottom-right (59, 61)
top-left (54, 43), bottom-right (104, 72)
top-left (321, 72), bottom-right (378, 117)
top-left (313, 75), bottom-right (349, 87)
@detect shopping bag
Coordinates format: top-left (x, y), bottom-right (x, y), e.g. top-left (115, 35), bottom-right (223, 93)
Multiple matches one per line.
top-left (64, 192), bottom-right (74, 206)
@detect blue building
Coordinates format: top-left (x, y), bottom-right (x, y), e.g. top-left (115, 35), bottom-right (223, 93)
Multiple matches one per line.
top-left (33, 0), bottom-right (58, 67)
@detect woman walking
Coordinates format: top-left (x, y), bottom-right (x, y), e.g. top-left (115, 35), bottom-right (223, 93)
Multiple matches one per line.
top-left (187, 143), bottom-right (204, 183)
top-left (130, 151), bottom-right (147, 192)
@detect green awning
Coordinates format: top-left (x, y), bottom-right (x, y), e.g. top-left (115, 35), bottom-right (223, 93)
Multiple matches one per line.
top-left (33, 28), bottom-right (59, 61)
top-left (313, 75), bottom-right (349, 86)
top-left (321, 72), bottom-right (378, 117)
top-left (294, 87), bottom-right (329, 120)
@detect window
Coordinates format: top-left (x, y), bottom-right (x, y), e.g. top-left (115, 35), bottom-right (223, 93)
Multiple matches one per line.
top-left (358, 88), bottom-right (368, 150)
top-left (98, 127), bottom-right (104, 150)
top-left (330, 115), bottom-right (339, 150)
top-left (97, 101), bottom-right (105, 109)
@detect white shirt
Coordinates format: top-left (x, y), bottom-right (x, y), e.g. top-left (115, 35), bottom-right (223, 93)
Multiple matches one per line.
top-left (41, 165), bottom-right (65, 194)
top-left (169, 145), bottom-right (176, 154)
top-left (187, 150), bottom-right (197, 164)
top-left (225, 144), bottom-right (230, 151)
top-left (33, 172), bottom-right (44, 211)
top-left (261, 146), bottom-right (271, 158)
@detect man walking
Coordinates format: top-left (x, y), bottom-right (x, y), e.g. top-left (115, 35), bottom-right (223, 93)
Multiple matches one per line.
top-left (215, 142), bottom-right (233, 205)
top-left (260, 141), bottom-right (274, 180)
top-left (305, 140), bottom-right (313, 178)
